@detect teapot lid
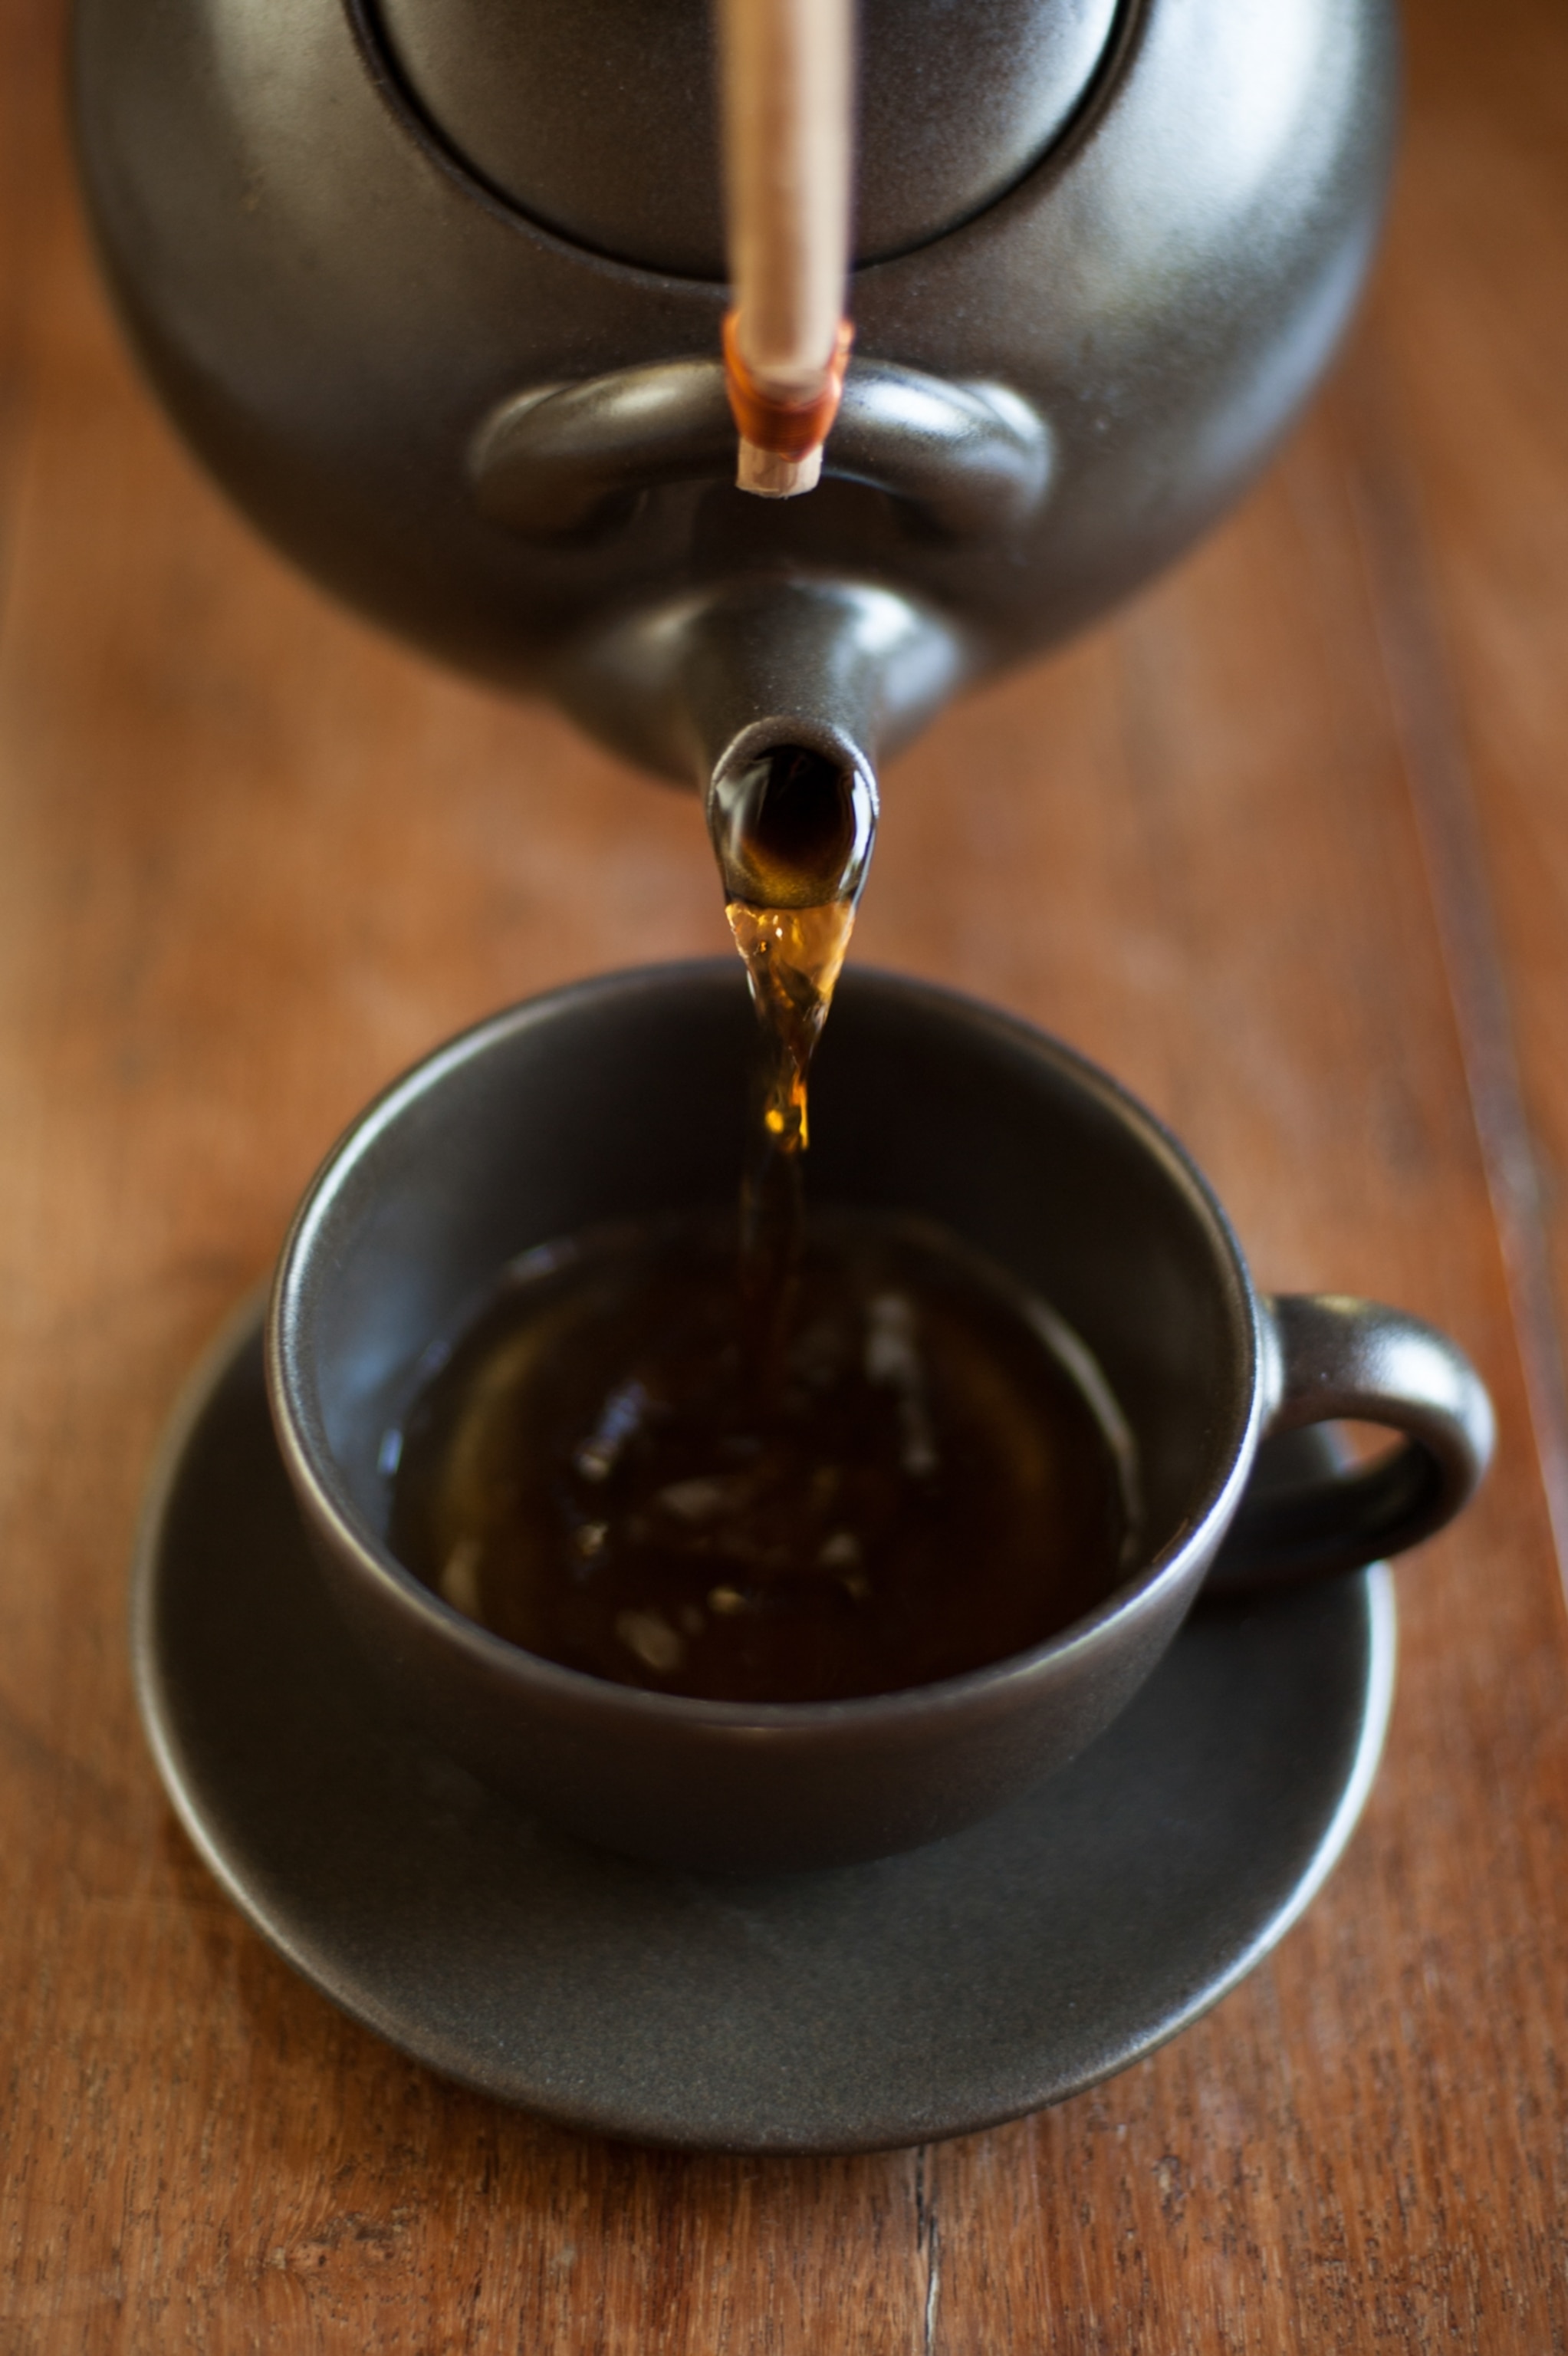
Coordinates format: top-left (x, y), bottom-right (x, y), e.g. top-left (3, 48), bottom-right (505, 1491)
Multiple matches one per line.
top-left (376, 0), bottom-right (1121, 278)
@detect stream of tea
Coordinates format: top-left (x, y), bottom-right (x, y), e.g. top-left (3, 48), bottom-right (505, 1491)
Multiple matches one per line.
top-left (709, 743), bottom-right (869, 1367)
top-left (389, 745), bottom-right (1136, 1703)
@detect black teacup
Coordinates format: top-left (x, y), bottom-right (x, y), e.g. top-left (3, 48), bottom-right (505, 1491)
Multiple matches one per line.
top-left (268, 966), bottom-right (1492, 1871)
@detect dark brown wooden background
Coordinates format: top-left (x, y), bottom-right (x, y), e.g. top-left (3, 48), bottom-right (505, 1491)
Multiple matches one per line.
top-left (4, 0), bottom-right (1567, 2346)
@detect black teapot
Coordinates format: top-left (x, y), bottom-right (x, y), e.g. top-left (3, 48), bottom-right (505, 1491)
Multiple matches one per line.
top-left (73, 0), bottom-right (1395, 795)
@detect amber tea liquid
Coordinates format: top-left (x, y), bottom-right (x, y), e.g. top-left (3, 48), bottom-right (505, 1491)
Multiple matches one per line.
top-left (390, 1210), bottom-right (1136, 1703)
top-left (389, 743), bottom-right (1139, 1703)
top-left (708, 742), bottom-right (873, 1336)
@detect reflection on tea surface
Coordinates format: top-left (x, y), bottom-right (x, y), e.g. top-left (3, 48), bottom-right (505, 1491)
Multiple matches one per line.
top-left (389, 1211), bottom-right (1136, 1703)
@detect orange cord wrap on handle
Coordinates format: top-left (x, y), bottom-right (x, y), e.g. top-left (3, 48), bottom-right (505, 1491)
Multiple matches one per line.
top-left (723, 313), bottom-right (855, 458)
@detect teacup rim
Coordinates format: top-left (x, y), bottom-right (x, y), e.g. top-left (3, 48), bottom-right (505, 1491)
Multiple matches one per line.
top-left (268, 959), bottom-right (1267, 1732)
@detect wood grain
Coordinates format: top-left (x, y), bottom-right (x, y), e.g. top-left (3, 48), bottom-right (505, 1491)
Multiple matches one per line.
top-left (1366, 0), bottom-right (1568, 1565)
top-left (2, 1), bottom-right (1567, 2348)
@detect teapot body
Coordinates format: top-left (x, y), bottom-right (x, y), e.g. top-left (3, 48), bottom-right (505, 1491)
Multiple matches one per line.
top-left (74, 0), bottom-right (1397, 778)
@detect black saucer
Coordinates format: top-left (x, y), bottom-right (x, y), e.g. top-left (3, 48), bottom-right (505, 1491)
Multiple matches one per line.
top-left (133, 1307), bottom-right (1395, 2155)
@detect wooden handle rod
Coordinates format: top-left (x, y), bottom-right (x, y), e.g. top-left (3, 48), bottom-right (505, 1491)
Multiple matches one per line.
top-left (717, 0), bottom-right (855, 496)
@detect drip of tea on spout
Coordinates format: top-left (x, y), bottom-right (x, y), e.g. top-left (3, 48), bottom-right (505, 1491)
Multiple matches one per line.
top-left (707, 742), bottom-right (876, 1333)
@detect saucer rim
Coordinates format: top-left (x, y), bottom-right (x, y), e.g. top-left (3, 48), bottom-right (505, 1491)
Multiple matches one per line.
top-left (131, 1298), bottom-right (1397, 2154)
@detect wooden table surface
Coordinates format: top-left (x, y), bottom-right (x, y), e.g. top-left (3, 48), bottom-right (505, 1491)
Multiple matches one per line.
top-left (4, 0), bottom-right (1567, 2347)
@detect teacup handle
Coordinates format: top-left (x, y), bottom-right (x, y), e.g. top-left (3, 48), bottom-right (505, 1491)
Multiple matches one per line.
top-left (1206, 1295), bottom-right (1495, 1593)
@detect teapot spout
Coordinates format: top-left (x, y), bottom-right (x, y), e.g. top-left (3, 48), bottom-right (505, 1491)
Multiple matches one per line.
top-left (550, 578), bottom-right (969, 808)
